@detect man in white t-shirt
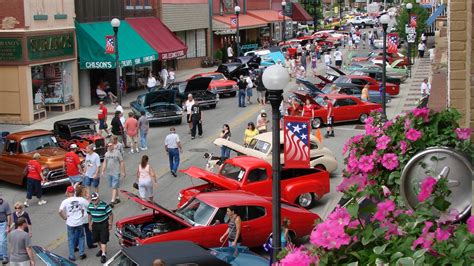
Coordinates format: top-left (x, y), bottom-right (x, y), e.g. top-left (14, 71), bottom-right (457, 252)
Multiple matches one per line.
top-left (418, 43), bottom-right (426, 58)
top-left (324, 52), bottom-right (332, 70)
top-left (160, 67), bottom-right (169, 88)
top-left (164, 127), bottom-right (183, 177)
top-left (420, 78), bottom-right (431, 97)
top-left (58, 186), bottom-right (89, 261)
top-left (146, 73), bottom-right (157, 92)
top-left (183, 94), bottom-right (195, 133)
top-left (227, 46), bottom-right (234, 62)
top-left (83, 145), bottom-right (101, 193)
top-left (333, 49), bottom-right (343, 69)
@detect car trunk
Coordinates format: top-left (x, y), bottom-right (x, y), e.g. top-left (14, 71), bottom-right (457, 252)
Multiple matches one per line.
top-left (147, 103), bottom-right (178, 117)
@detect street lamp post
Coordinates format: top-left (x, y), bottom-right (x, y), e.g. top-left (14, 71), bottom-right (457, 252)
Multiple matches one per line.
top-left (282, 1), bottom-right (286, 42)
top-left (339, 0), bottom-right (343, 27)
top-left (111, 18), bottom-right (121, 105)
top-left (262, 65), bottom-right (290, 261)
top-left (380, 14), bottom-right (390, 120)
top-left (406, 3), bottom-right (413, 68)
top-left (235, 6), bottom-right (241, 57)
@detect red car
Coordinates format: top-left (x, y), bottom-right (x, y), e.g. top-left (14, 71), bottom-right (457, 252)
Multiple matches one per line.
top-left (292, 93), bottom-right (381, 128)
top-left (188, 72), bottom-right (237, 96)
top-left (116, 190), bottom-right (319, 248)
top-left (180, 156), bottom-right (330, 208)
top-left (338, 75), bottom-right (399, 96)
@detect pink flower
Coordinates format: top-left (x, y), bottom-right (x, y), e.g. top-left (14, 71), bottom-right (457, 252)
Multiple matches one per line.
top-left (364, 123), bottom-right (380, 137)
top-left (418, 176), bottom-right (437, 202)
top-left (381, 185), bottom-right (391, 197)
top-left (439, 209), bottom-right (459, 224)
top-left (412, 222), bottom-right (435, 250)
top-left (365, 116), bottom-right (374, 125)
top-left (380, 220), bottom-right (404, 240)
top-left (376, 135), bottom-right (391, 150)
top-left (413, 107), bottom-right (430, 122)
top-left (435, 227), bottom-right (451, 241)
top-left (467, 216), bottom-right (474, 235)
top-left (382, 120), bottom-right (394, 130)
top-left (358, 155), bottom-right (375, 173)
top-left (280, 247), bottom-right (316, 266)
top-left (310, 220), bottom-right (351, 249)
top-left (328, 206), bottom-right (351, 226)
top-left (404, 119), bottom-right (412, 130)
top-left (346, 153), bottom-right (360, 173)
top-left (373, 200), bottom-right (396, 222)
top-left (455, 128), bottom-right (472, 140)
top-left (336, 173), bottom-right (368, 193)
top-left (406, 128), bottom-right (422, 141)
top-left (381, 153), bottom-right (399, 170)
top-left (399, 141), bottom-right (408, 154)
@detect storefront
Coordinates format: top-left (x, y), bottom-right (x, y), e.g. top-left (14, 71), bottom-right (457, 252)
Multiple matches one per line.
top-left (0, 30), bottom-right (79, 123)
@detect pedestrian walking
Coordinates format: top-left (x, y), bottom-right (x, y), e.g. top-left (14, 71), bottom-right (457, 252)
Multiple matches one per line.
top-left (281, 218), bottom-right (291, 248)
top-left (245, 75), bottom-right (254, 105)
top-left (138, 111), bottom-right (149, 151)
top-left (243, 122), bottom-right (259, 147)
top-left (324, 52), bottom-right (332, 70)
top-left (288, 98), bottom-right (302, 116)
top-left (111, 135), bottom-right (124, 156)
top-left (311, 53), bottom-right (317, 74)
top-left (353, 34), bottom-right (360, 49)
top-left (164, 128), bottom-right (183, 177)
top-left (418, 42), bottom-right (426, 58)
top-left (420, 78), bottom-right (431, 98)
top-left (333, 48), bottom-right (343, 69)
top-left (219, 124), bottom-right (232, 159)
top-left (301, 48), bottom-right (307, 70)
top-left (12, 202), bottom-right (32, 237)
top-left (0, 194), bottom-right (12, 264)
top-left (421, 33), bottom-right (427, 44)
top-left (74, 185), bottom-right (97, 250)
top-left (324, 96), bottom-right (335, 138)
top-left (65, 144), bottom-right (83, 186)
top-left (183, 94), bottom-right (195, 133)
top-left (87, 192), bottom-right (113, 264)
top-left (168, 68), bottom-right (176, 85)
top-left (58, 185), bottom-right (89, 261)
top-left (255, 71), bottom-right (266, 105)
top-left (97, 102), bottom-right (111, 137)
top-left (361, 85), bottom-right (369, 102)
top-left (160, 67), bottom-right (169, 88)
top-left (227, 45), bottom-right (234, 62)
top-left (110, 111), bottom-right (124, 143)
top-left (8, 218), bottom-right (35, 266)
top-left (101, 142), bottom-right (126, 206)
top-left (124, 112), bottom-right (139, 154)
top-left (219, 206), bottom-right (242, 247)
top-left (190, 102), bottom-right (203, 139)
top-left (114, 101), bottom-right (127, 148)
top-left (237, 75), bottom-right (247, 108)
top-left (146, 72), bottom-right (157, 92)
top-left (135, 155), bottom-right (157, 210)
top-left (23, 153), bottom-right (47, 207)
top-left (83, 145), bottom-right (101, 193)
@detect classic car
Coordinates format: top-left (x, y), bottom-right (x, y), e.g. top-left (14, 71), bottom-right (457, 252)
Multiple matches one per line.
top-left (329, 66), bottom-right (404, 85)
top-left (260, 51), bottom-right (286, 67)
top-left (244, 49), bottom-right (270, 57)
top-left (188, 72), bottom-right (237, 96)
top-left (211, 131), bottom-right (337, 173)
top-left (216, 62), bottom-right (250, 81)
top-left (116, 190), bottom-right (319, 248)
top-left (347, 16), bottom-right (377, 28)
top-left (104, 241), bottom-right (268, 266)
top-left (130, 90), bottom-right (183, 125)
top-left (0, 130), bottom-right (70, 188)
top-left (32, 246), bottom-right (76, 266)
top-left (329, 75), bottom-right (399, 96)
top-left (322, 84), bottom-right (391, 104)
top-left (53, 118), bottom-right (106, 159)
top-left (180, 156), bottom-right (330, 208)
top-left (344, 63), bottom-right (408, 83)
top-left (292, 92), bottom-right (381, 128)
top-left (372, 59), bottom-right (409, 77)
top-left (167, 77), bottom-right (219, 108)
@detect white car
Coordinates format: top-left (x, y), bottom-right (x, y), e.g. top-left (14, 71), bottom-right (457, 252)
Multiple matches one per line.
top-left (212, 131), bottom-right (338, 173)
top-left (244, 49), bottom-right (270, 57)
top-left (347, 16), bottom-right (376, 28)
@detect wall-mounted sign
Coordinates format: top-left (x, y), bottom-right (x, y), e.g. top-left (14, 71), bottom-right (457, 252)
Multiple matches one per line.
top-left (27, 33), bottom-right (74, 60)
top-left (0, 38), bottom-right (22, 61)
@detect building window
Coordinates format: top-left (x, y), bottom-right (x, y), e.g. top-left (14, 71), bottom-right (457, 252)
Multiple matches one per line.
top-left (186, 31), bottom-right (196, 58)
top-left (144, 0), bottom-right (152, 9)
top-left (125, 0), bottom-right (134, 9)
top-left (135, 0), bottom-right (143, 9)
top-left (196, 29), bottom-right (206, 57)
top-left (176, 30), bottom-right (206, 59)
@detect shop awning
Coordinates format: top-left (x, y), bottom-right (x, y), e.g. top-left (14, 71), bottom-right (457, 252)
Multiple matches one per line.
top-left (291, 3), bottom-right (313, 22)
top-left (247, 10), bottom-right (291, 23)
top-left (127, 18), bottom-right (187, 60)
top-left (76, 21), bottom-right (158, 69)
top-left (425, 4), bottom-right (446, 26)
top-left (213, 14), bottom-right (267, 30)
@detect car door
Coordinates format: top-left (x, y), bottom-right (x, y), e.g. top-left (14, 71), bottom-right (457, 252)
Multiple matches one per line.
top-left (341, 98), bottom-right (360, 121)
top-left (333, 98), bottom-right (356, 121)
top-left (240, 206), bottom-right (269, 247)
top-left (0, 140), bottom-right (22, 184)
top-left (241, 167), bottom-right (271, 197)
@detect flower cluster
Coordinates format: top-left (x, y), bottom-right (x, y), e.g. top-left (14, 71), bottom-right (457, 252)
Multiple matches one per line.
top-left (310, 206), bottom-right (352, 249)
top-left (279, 247), bottom-right (318, 266)
top-left (417, 176), bottom-right (437, 202)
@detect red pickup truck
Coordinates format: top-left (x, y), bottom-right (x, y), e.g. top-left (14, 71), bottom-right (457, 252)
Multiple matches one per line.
top-left (179, 156), bottom-right (330, 209)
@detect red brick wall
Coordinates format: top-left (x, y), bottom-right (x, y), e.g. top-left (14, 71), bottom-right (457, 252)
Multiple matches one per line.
top-left (177, 57), bottom-right (204, 69)
top-left (246, 0), bottom-right (270, 10)
top-left (0, 0), bottom-right (25, 29)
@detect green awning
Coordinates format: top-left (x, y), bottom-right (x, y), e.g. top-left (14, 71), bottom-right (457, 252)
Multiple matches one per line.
top-left (76, 21), bottom-right (158, 69)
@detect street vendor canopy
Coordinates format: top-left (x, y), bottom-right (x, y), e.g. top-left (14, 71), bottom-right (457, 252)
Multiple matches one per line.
top-left (76, 21), bottom-right (158, 69)
top-left (127, 18), bottom-right (188, 60)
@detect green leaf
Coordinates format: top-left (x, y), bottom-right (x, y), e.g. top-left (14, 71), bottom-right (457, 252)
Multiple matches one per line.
top-left (396, 257), bottom-right (415, 266)
top-left (430, 156), bottom-right (438, 161)
top-left (373, 243), bottom-right (389, 255)
top-left (349, 251), bottom-right (362, 261)
top-left (374, 227), bottom-right (387, 238)
top-left (347, 203), bottom-right (359, 218)
top-left (433, 196), bottom-right (451, 212)
top-left (390, 252), bottom-right (404, 261)
top-left (413, 249), bottom-right (427, 258)
top-left (346, 262), bottom-right (359, 266)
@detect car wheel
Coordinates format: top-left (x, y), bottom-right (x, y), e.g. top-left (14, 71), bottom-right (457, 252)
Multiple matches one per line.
top-left (209, 104), bottom-right (217, 109)
top-left (230, 91), bottom-right (237, 97)
top-left (361, 22), bottom-right (366, 28)
top-left (311, 118), bottom-right (322, 129)
top-left (297, 193), bottom-right (315, 209)
top-left (359, 113), bottom-right (369, 123)
top-left (176, 118), bottom-right (182, 125)
top-left (315, 164), bottom-right (326, 171)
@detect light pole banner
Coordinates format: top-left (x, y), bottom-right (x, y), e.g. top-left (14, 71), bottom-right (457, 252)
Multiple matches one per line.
top-left (278, 10), bottom-right (284, 19)
top-left (230, 16), bottom-right (237, 29)
top-left (387, 33), bottom-right (399, 53)
top-left (410, 14), bottom-right (417, 28)
top-left (283, 116), bottom-right (311, 169)
top-left (105, 35), bottom-right (115, 54)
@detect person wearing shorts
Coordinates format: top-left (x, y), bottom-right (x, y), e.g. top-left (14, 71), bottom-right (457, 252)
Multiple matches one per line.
top-left (324, 96), bottom-right (335, 137)
top-left (83, 145), bottom-right (101, 193)
top-left (97, 102), bottom-right (111, 137)
top-left (136, 155), bottom-right (157, 211)
top-left (87, 193), bottom-right (113, 264)
top-left (64, 144), bottom-right (83, 185)
top-left (101, 143), bottom-right (125, 206)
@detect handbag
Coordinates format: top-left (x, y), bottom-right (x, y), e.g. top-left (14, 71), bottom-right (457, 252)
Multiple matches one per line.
top-left (133, 182), bottom-right (138, 190)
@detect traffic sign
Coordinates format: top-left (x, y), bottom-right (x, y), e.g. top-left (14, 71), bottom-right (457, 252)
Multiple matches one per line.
top-left (407, 33), bottom-right (416, 43)
top-left (405, 25), bottom-right (416, 34)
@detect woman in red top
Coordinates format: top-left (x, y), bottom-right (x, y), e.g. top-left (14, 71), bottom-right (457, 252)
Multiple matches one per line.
top-left (301, 98), bottom-right (315, 119)
top-left (288, 98), bottom-right (302, 116)
top-left (24, 153), bottom-right (47, 207)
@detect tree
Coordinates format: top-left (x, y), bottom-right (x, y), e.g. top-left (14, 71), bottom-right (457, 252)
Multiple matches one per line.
top-left (395, 1), bottom-right (429, 42)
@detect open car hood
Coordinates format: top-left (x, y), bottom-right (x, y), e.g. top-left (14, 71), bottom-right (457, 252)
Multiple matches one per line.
top-left (391, 59), bottom-right (404, 68)
top-left (292, 91), bottom-right (321, 106)
top-left (328, 66), bottom-right (347, 76)
top-left (298, 79), bottom-right (324, 95)
top-left (314, 75), bottom-right (333, 84)
top-left (143, 90), bottom-right (176, 107)
top-left (180, 166), bottom-right (240, 190)
top-left (185, 77), bottom-right (213, 92)
top-left (120, 190), bottom-right (190, 227)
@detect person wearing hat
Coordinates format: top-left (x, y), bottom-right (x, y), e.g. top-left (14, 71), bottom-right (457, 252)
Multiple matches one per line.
top-left (83, 144), bottom-right (101, 193)
top-left (164, 127), bottom-right (183, 177)
top-left (58, 186), bottom-right (89, 261)
top-left (23, 152), bottom-right (47, 207)
top-left (87, 192), bottom-right (113, 264)
top-left (0, 193), bottom-right (12, 264)
top-left (64, 144), bottom-right (83, 186)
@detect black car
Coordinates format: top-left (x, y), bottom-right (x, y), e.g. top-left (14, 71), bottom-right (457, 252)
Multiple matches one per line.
top-left (130, 90), bottom-right (183, 125)
top-left (166, 77), bottom-right (219, 109)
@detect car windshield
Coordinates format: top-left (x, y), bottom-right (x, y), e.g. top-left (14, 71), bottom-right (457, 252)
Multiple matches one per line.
top-left (248, 139), bottom-right (271, 154)
top-left (175, 198), bottom-right (216, 226)
top-left (315, 97), bottom-right (327, 106)
top-left (70, 124), bottom-right (95, 135)
top-left (219, 163), bottom-right (246, 182)
top-left (335, 76), bottom-right (351, 83)
top-left (20, 135), bottom-right (58, 153)
top-left (206, 73), bottom-right (226, 80)
top-left (107, 251), bottom-right (135, 266)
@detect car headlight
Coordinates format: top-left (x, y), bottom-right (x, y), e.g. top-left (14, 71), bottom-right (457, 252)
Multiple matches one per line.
top-left (42, 168), bottom-right (50, 178)
top-left (145, 112), bottom-right (153, 118)
top-left (177, 193), bottom-right (182, 201)
top-left (176, 110), bottom-right (183, 115)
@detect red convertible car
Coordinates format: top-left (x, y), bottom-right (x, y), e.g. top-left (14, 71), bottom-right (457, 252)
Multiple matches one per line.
top-left (292, 93), bottom-right (381, 128)
top-left (116, 190), bottom-right (319, 248)
top-left (188, 72), bottom-right (237, 96)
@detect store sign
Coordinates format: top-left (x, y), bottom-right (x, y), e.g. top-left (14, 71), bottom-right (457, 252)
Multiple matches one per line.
top-left (162, 50), bottom-right (185, 60)
top-left (82, 54), bottom-right (157, 69)
top-left (27, 33), bottom-right (74, 60)
top-left (0, 38), bottom-right (22, 61)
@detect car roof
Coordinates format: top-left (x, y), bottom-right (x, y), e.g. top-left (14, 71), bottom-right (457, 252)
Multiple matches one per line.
top-left (54, 118), bottom-right (95, 126)
top-left (196, 190), bottom-right (270, 208)
top-left (225, 156), bottom-right (271, 169)
top-left (7, 130), bottom-right (54, 142)
top-left (122, 241), bottom-right (230, 266)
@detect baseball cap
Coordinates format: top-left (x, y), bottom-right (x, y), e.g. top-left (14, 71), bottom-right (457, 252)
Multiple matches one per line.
top-left (260, 109), bottom-right (266, 114)
top-left (70, 143), bottom-right (78, 149)
top-left (66, 186), bottom-right (75, 194)
top-left (91, 193), bottom-right (99, 201)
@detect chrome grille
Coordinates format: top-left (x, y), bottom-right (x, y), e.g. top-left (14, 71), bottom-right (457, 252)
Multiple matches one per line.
top-left (46, 168), bottom-right (67, 181)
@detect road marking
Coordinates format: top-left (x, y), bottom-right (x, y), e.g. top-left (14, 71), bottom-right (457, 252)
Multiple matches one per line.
top-left (45, 233), bottom-right (67, 251)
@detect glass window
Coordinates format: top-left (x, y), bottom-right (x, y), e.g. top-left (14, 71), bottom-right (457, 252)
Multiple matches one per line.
top-left (5, 140), bottom-right (17, 153)
top-left (175, 199), bottom-right (216, 226)
top-left (247, 139), bottom-right (271, 153)
top-left (69, 124), bottom-right (96, 136)
top-left (220, 163), bottom-right (245, 182)
top-left (107, 251), bottom-right (136, 266)
top-left (19, 135), bottom-right (58, 153)
top-left (211, 208), bottom-right (228, 225)
top-left (310, 140), bottom-right (319, 149)
top-left (186, 31), bottom-right (196, 58)
top-left (246, 168), bottom-right (267, 183)
top-left (243, 206), bottom-right (266, 221)
top-left (144, 0), bottom-right (151, 8)
top-left (135, 0), bottom-right (143, 9)
top-left (196, 29), bottom-right (206, 57)
top-left (125, 0), bottom-right (134, 9)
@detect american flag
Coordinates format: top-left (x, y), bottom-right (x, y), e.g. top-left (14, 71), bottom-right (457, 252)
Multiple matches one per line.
top-left (230, 16), bottom-right (238, 29)
top-left (410, 14), bottom-right (417, 28)
top-left (284, 116), bottom-right (311, 168)
top-left (105, 35), bottom-right (115, 54)
top-left (278, 10), bottom-right (284, 19)
top-left (387, 33), bottom-right (399, 54)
